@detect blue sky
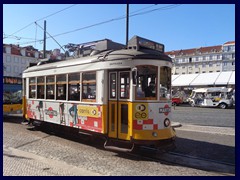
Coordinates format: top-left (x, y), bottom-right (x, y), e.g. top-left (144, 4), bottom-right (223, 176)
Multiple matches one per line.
top-left (3, 4), bottom-right (235, 52)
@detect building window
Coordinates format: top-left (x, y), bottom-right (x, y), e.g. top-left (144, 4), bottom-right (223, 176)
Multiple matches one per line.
top-left (6, 55), bottom-right (11, 62)
top-left (6, 66), bottom-right (11, 73)
top-left (14, 66), bottom-right (19, 73)
top-left (212, 55), bottom-right (217, 60)
top-left (14, 56), bottom-right (19, 63)
top-left (209, 63), bottom-right (213, 67)
top-left (217, 55), bottom-right (221, 60)
top-left (189, 57), bottom-right (192, 63)
top-left (223, 62), bottom-right (228, 66)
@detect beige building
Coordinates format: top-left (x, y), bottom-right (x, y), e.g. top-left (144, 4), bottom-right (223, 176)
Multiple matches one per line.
top-left (3, 44), bottom-right (64, 78)
top-left (166, 41), bottom-right (235, 75)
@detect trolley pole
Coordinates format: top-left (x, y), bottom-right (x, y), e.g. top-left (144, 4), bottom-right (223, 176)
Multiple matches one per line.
top-left (126, 4), bottom-right (129, 47)
top-left (43, 20), bottom-right (46, 58)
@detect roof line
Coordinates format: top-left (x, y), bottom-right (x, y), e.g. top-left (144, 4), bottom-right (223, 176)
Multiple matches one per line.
top-left (214, 71), bottom-right (223, 85)
top-left (189, 73), bottom-right (200, 86)
top-left (227, 71), bottom-right (235, 85)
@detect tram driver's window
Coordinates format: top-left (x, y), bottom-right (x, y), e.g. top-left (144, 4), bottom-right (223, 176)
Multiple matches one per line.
top-left (56, 74), bottom-right (67, 100)
top-left (136, 65), bottom-right (157, 100)
top-left (46, 76), bottom-right (55, 100)
top-left (159, 66), bottom-right (171, 100)
top-left (82, 72), bottom-right (96, 101)
top-left (68, 73), bottom-right (80, 101)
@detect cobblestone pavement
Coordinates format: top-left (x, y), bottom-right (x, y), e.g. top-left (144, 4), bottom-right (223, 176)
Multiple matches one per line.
top-left (3, 118), bottom-right (229, 176)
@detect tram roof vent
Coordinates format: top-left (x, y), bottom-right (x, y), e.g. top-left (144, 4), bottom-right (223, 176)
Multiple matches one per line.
top-left (65, 39), bottom-right (125, 58)
top-left (127, 35), bottom-right (165, 53)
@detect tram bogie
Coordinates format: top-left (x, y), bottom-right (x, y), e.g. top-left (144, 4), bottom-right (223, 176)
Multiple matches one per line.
top-left (22, 36), bottom-right (176, 152)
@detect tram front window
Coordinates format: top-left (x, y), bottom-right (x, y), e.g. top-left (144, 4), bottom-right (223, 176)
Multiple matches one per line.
top-left (159, 66), bottom-right (171, 100)
top-left (136, 65), bottom-right (157, 100)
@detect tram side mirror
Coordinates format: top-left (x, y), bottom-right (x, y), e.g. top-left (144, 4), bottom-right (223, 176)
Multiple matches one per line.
top-left (132, 67), bottom-right (138, 86)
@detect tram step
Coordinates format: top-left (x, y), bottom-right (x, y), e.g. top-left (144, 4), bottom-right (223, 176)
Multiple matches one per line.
top-left (104, 139), bottom-right (135, 152)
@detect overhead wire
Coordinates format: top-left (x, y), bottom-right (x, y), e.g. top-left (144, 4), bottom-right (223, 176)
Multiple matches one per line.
top-left (11, 4), bottom-right (182, 47)
top-left (4, 4), bottom-right (77, 38)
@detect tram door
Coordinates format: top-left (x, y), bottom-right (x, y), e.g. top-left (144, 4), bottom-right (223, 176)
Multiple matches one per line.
top-left (108, 70), bottom-right (131, 140)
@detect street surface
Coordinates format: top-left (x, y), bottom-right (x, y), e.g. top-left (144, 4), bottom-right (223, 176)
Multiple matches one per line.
top-left (3, 106), bottom-right (235, 176)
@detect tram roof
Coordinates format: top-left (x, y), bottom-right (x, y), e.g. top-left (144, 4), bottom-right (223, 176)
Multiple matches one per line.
top-left (23, 36), bottom-right (172, 74)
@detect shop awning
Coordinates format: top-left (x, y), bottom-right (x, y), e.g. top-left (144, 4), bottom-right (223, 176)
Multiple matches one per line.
top-left (172, 71), bottom-right (235, 87)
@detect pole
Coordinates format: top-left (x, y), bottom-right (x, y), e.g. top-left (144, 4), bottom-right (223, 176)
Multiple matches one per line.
top-left (43, 20), bottom-right (46, 58)
top-left (126, 4), bottom-right (129, 47)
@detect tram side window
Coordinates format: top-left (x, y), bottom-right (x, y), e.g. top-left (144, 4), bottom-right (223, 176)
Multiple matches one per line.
top-left (159, 66), bottom-right (171, 100)
top-left (29, 77), bottom-right (36, 98)
top-left (37, 76), bottom-right (45, 99)
top-left (56, 74), bottom-right (67, 100)
top-left (46, 76), bottom-right (55, 100)
top-left (82, 72), bottom-right (96, 101)
top-left (68, 73), bottom-right (81, 101)
top-left (135, 65), bottom-right (157, 100)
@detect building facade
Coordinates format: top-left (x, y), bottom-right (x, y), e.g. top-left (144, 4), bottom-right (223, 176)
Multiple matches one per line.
top-left (166, 41), bottom-right (235, 75)
top-left (3, 44), bottom-right (65, 78)
top-left (3, 44), bottom-right (43, 78)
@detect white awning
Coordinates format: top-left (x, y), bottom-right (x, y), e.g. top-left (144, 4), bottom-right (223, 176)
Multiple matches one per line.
top-left (172, 74), bottom-right (198, 86)
top-left (214, 71), bottom-right (233, 85)
top-left (172, 71), bottom-right (235, 87)
top-left (190, 72), bottom-right (220, 86)
top-left (228, 71), bottom-right (235, 85)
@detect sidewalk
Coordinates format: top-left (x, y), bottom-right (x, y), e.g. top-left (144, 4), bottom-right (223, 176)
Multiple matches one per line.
top-left (3, 145), bottom-right (104, 176)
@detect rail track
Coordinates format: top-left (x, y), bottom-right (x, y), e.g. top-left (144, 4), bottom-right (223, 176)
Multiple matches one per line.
top-left (126, 146), bottom-right (235, 175)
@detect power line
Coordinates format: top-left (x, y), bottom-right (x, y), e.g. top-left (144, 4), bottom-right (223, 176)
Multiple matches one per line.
top-left (35, 22), bottom-right (66, 53)
top-left (13, 4), bottom-right (182, 47)
top-left (51, 4), bottom-right (181, 38)
top-left (4, 4), bottom-right (77, 38)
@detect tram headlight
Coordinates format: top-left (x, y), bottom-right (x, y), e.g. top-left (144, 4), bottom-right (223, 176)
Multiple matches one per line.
top-left (152, 132), bottom-right (158, 137)
top-left (164, 118), bottom-right (171, 127)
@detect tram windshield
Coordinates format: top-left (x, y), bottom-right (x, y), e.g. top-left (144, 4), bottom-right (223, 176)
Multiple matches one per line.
top-left (135, 65), bottom-right (171, 100)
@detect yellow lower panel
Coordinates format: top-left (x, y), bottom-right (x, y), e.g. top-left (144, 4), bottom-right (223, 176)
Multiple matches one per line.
top-left (133, 128), bottom-right (176, 140)
top-left (101, 105), bottom-right (107, 134)
top-left (3, 104), bottom-right (22, 113)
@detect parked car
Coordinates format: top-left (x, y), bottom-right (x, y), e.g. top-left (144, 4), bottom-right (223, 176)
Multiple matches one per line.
top-left (172, 97), bottom-right (183, 106)
top-left (187, 87), bottom-right (234, 109)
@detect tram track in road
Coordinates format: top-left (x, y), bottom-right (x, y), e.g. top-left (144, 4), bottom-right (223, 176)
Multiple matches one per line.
top-left (127, 146), bottom-right (235, 176)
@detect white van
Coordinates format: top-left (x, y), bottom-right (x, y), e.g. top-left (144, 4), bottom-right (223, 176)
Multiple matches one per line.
top-left (187, 87), bottom-right (234, 109)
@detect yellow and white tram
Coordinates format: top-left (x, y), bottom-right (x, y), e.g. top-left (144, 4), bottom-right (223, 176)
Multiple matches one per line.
top-left (22, 36), bottom-right (176, 152)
